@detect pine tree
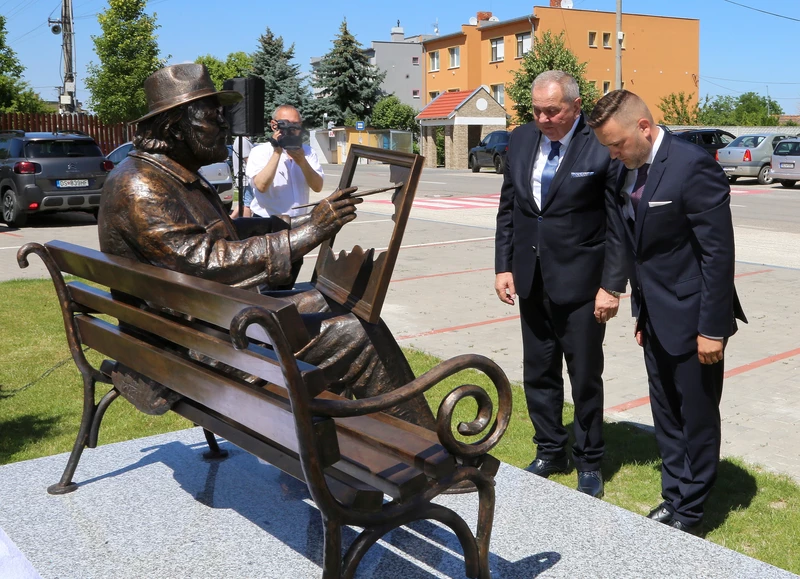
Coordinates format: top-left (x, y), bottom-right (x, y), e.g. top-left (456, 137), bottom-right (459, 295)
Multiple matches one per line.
top-left (312, 19), bottom-right (385, 126)
top-left (506, 31), bottom-right (598, 125)
top-left (84, 0), bottom-right (167, 123)
top-left (250, 27), bottom-right (311, 128)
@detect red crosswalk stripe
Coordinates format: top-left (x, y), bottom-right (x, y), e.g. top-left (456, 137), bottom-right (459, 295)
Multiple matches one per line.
top-left (369, 193), bottom-right (500, 210)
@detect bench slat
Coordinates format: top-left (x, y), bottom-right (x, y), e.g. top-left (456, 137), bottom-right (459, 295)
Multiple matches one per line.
top-left (174, 400), bottom-right (384, 513)
top-left (69, 282), bottom-right (328, 397)
top-left (74, 315), bottom-right (340, 469)
top-left (45, 240), bottom-right (310, 352)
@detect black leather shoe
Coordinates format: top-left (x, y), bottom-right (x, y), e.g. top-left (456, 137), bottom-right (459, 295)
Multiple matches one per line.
top-left (647, 503), bottom-right (674, 524)
top-left (576, 470), bottom-right (604, 498)
top-left (668, 519), bottom-right (702, 536)
top-left (525, 455), bottom-right (569, 478)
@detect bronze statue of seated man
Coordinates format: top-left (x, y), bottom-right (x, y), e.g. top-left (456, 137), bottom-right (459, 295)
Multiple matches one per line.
top-left (97, 63), bottom-right (434, 429)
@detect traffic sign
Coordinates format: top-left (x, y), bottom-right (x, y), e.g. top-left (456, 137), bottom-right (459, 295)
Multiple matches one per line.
top-left (355, 121), bottom-right (365, 131)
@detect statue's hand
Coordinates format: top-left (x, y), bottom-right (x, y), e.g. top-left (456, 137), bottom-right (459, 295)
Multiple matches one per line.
top-left (309, 187), bottom-right (361, 240)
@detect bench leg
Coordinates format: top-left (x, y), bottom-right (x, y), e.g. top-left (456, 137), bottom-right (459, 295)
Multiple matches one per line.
top-left (474, 475), bottom-right (496, 579)
top-left (48, 374), bottom-right (96, 495)
top-left (201, 429), bottom-right (229, 460)
top-left (322, 517), bottom-right (342, 579)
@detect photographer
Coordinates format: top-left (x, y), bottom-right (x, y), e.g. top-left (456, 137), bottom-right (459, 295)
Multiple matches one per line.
top-left (246, 104), bottom-right (324, 217)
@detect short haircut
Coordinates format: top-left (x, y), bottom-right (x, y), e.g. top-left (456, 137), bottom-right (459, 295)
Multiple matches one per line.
top-left (588, 89), bottom-right (651, 129)
top-left (273, 104), bottom-right (301, 120)
top-left (531, 70), bottom-right (580, 102)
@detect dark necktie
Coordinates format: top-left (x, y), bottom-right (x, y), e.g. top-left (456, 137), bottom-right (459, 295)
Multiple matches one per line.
top-left (630, 163), bottom-right (650, 215)
top-left (540, 140), bottom-right (561, 207)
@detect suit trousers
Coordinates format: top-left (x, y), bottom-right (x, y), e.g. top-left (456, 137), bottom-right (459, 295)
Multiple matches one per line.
top-left (518, 264), bottom-right (605, 471)
top-left (642, 318), bottom-right (724, 525)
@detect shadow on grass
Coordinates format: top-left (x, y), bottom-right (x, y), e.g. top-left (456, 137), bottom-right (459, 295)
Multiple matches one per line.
top-left (0, 413), bottom-right (60, 464)
top-left (567, 417), bottom-right (758, 533)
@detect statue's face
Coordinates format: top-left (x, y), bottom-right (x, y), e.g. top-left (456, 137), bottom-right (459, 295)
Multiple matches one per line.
top-left (182, 97), bottom-right (229, 166)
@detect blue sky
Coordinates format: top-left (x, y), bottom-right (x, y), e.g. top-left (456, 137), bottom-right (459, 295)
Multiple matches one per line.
top-left (7, 0), bottom-right (800, 114)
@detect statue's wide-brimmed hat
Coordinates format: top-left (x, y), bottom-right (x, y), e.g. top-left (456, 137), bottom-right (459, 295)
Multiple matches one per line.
top-left (133, 63), bottom-right (242, 124)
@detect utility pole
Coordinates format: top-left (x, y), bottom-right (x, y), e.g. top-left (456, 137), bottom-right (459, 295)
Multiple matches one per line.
top-left (49, 0), bottom-right (76, 113)
top-left (766, 85), bottom-right (771, 117)
top-left (615, 0), bottom-right (622, 90)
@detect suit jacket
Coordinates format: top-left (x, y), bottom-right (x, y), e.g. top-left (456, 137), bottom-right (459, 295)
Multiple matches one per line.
top-left (612, 131), bottom-right (747, 356)
top-left (495, 114), bottom-right (626, 304)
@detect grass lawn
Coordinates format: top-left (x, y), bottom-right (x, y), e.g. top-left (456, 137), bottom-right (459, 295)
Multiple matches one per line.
top-left (1, 278), bottom-right (798, 573)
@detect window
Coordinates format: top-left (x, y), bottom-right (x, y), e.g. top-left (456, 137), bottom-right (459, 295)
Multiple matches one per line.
top-left (588, 31), bottom-right (597, 47)
top-left (719, 132), bottom-right (734, 145)
top-left (620, 32), bottom-right (626, 49)
top-left (412, 89), bottom-right (420, 99)
top-left (429, 91), bottom-right (440, 100)
top-left (412, 56), bottom-right (419, 65)
top-left (447, 88), bottom-right (460, 92)
top-left (602, 32), bottom-right (611, 48)
top-left (588, 80), bottom-right (597, 89)
top-left (429, 51), bottom-right (439, 72)
top-left (491, 84), bottom-right (505, 106)
top-left (490, 38), bottom-right (504, 62)
top-left (603, 81), bottom-right (611, 94)
top-left (516, 32), bottom-right (531, 58)
top-left (449, 46), bottom-right (460, 68)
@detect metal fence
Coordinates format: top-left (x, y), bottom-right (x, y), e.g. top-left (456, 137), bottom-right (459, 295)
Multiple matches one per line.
top-left (0, 113), bottom-right (130, 155)
top-left (666, 125), bottom-right (800, 137)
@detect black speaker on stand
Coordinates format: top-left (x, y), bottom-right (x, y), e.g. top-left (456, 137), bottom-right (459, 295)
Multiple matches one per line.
top-left (223, 77), bottom-right (265, 215)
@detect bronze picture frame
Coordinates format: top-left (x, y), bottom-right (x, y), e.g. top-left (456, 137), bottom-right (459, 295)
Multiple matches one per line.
top-left (312, 145), bottom-right (424, 324)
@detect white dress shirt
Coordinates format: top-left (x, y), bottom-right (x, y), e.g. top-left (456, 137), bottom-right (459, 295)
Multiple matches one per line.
top-left (530, 115), bottom-right (581, 210)
top-left (246, 142), bottom-right (324, 217)
top-left (621, 127), bottom-right (665, 221)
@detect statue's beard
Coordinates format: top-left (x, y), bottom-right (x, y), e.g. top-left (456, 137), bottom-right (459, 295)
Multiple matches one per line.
top-left (188, 135), bottom-right (227, 166)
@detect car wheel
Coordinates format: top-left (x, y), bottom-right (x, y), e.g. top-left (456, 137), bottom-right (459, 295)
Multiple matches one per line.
top-left (470, 155), bottom-right (480, 173)
top-left (757, 164), bottom-right (773, 185)
top-left (727, 176), bottom-right (738, 183)
top-left (494, 155), bottom-right (505, 174)
top-left (779, 180), bottom-right (797, 189)
top-left (2, 188), bottom-right (27, 228)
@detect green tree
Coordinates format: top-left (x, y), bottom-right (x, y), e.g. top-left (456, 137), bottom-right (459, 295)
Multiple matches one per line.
top-left (657, 91), bottom-right (699, 125)
top-left (84, 0), bottom-right (167, 123)
top-left (312, 18), bottom-right (385, 126)
top-left (371, 95), bottom-right (419, 136)
top-left (195, 52), bottom-right (253, 90)
top-left (250, 27), bottom-right (313, 128)
top-left (697, 92), bottom-right (783, 126)
top-left (0, 15), bottom-right (47, 113)
top-left (506, 31), bottom-right (598, 124)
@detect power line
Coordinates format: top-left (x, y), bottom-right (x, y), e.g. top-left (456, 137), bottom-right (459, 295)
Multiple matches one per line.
top-left (703, 75), bottom-right (800, 86)
top-left (721, 0), bottom-right (800, 23)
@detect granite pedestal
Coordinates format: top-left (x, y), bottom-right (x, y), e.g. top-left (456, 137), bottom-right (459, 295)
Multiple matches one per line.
top-left (0, 428), bottom-right (794, 578)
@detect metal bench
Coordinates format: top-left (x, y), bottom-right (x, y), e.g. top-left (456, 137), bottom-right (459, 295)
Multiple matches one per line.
top-left (18, 240), bottom-right (512, 579)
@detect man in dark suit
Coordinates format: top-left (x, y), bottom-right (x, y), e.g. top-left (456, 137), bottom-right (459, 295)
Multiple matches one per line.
top-left (588, 90), bottom-right (746, 534)
top-left (495, 71), bottom-right (626, 498)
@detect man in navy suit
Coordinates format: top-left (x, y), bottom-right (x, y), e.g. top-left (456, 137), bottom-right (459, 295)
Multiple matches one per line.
top-left (495, 71), bottom-right (627, 498)
top-left (588, 90), bottom-right (746, 534)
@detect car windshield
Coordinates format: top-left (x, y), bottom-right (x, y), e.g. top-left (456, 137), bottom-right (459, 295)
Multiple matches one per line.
top-left (730, 136), bottom-right (765, 148)
top-left (25, 140), bottom-right (103, 158)
top-left (773, 141), bottom-right (800, 156)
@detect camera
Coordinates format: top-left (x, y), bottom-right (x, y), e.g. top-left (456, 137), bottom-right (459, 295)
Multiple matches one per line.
top-left (270, 119), bottom-right (304, 150)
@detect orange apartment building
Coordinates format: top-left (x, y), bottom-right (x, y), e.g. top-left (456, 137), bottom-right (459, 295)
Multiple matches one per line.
top-left (421, 3), bottom-right (699, 124)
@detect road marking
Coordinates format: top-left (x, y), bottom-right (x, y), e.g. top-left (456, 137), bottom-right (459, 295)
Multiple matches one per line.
top-left (730, 189), bottom-right (772, 196)
top-left (419, 180), bottom-right (448, 185)
top-left (392, 267), bottom-right (494, 283)
top-left (397, 315), bottom-right (521, 341)
top-left (371, 193), bottom-right (500, 210)
top-left (304, 236), bottom-right (495, 259)
top-left (730, 204), bottom-right (746, 207)
top-left (0, 246), bottom-right (21, 251)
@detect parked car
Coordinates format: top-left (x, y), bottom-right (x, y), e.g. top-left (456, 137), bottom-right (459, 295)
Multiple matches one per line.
top-left (0, 130), bottom-right (114, 227)
top-left (469, 130), bottom-right (510, 174)
top-left (717, 133), bottom-right (790, 185)
top-left (769, 138), bottom-right (800, 188)
top-left (107, 142), bottom-right (234, 211)
top-left (671, 128), bottom-right (735, 157)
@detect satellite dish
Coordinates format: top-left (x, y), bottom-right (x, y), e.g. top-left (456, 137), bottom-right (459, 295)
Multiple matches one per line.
top-left (468, 17), bottom-right (478, 25)
top-left (488, 16), bottom-right (500, 22)
top-left (561, 0), bottom-right (574, 8)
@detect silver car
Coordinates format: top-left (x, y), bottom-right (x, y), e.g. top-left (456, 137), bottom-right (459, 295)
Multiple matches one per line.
top-left (769, 138), bottom-right (800, 188)
top-left (717, 133), bottom-right (791, 185)
top-left (106, 142), bottom-right (234, 210)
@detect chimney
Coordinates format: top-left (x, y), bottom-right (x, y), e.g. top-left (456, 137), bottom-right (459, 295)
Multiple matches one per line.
top-left (550, 0), bottom-right (560, 6)
top-left (391, 20), bottom-right (404, 42)
top-left (476, 11), bottom-right (492, 22)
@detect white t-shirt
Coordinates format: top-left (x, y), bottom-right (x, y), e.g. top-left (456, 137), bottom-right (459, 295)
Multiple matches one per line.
top-left (231, 136), bottom-right (253, 186)
top-left (246, 142), bottom-right (324, 217)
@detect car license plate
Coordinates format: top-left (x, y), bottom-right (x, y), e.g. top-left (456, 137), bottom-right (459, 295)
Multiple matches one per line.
top-left (722, 166), bottom-right (735, 172)
top-left (56, 179), bottom-right (89, 188)
top-left (780, 163), bottom-right (794, 169)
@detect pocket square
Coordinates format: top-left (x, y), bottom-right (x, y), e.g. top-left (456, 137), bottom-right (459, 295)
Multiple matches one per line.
top-left (570, 171), bottom-right (595, 177)
top-left (648, 201), bottom-right (672, 207)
